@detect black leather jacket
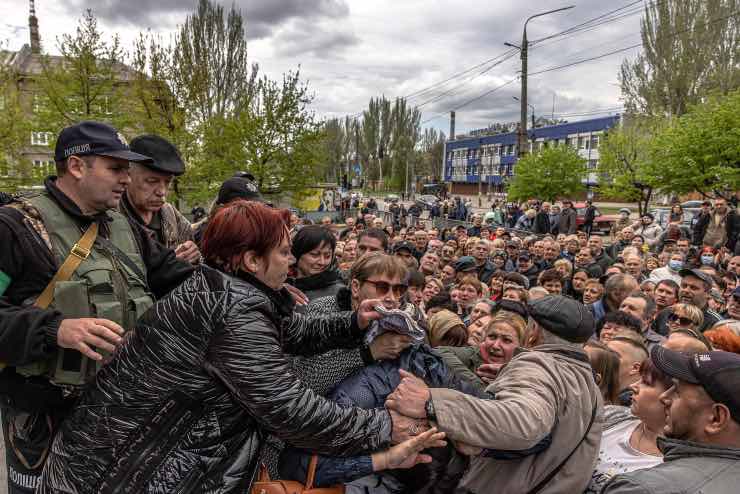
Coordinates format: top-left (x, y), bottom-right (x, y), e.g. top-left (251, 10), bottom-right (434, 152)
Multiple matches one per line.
top-left (37, 265), bottom-right (392, 494)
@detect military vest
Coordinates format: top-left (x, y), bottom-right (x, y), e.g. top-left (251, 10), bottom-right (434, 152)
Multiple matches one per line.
top-left (15, 191), bottom-right (154, 386)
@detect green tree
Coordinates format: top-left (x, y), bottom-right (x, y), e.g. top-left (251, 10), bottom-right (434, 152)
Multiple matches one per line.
top-left (597, 116), bottom-right (664, 216)
top-left (36, 9), bottom-right (131, 134)
top-left (507, 146), bottom-right (587, 202)
top-left (620, 0), bottom-right (739, 117)
top-left (0, 50), bottom-right (34, 191)
top-left (388, 98), bottom-right (421, 191)
top-left (648, 90), bottom-right (740, 200)
top-left (171, 0), bottom-right (258, 127)
top-left (417, 128), bottom-right (446, 180)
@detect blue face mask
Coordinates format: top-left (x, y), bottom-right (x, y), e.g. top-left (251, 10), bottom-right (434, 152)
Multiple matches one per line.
top-left (668, 260), bottom-right (683, 271)
top-left (701, 255), bottom-right (715, 266)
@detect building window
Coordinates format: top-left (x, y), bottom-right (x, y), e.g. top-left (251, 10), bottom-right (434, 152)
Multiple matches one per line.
top-left (31, 131), bottom-right (52, 146)
top-left (578, 136), bottom-right (589, 150)
top-left (590, 135), bottom-right (600, 149)
top-left (566, 137), bottom-right (576, 148)
top-left (32, 159), bottom-right (55, 177)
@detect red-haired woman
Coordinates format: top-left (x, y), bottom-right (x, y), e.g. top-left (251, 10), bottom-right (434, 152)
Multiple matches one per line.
top-left (38, 200), bottom-right (444, 493)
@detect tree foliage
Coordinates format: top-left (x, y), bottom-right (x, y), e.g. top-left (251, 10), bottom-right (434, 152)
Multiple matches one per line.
top-left (36, 10), bottom-right (131, 133)
top-left (597, 116), bottom-right (664, 215)
top-left (507, 146), bottom-right (587, 202)
top-left (620, 0), bottom-right (739, 117)
top-left (648, 90), bottom-right (740, 199)
top-left (171, 0), bottom-right (257, 126)
top-left (322, 96), bottom-right (435, 192)
top-left (0, 48), bottom-right (33, 191)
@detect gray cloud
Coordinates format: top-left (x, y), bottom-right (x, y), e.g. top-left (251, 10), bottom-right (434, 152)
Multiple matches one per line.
top-left (271, 18), bottom-right (359, 59)
top-left (29, 0), bottom-right (637, 135)
top-left (58, 0), bottom-right (351, 40)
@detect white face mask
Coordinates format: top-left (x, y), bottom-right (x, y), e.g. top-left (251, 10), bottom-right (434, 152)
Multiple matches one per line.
top-left (668, 260), bottom-right (683, 271)
top-left (701, 255), bottom-right (715, 266)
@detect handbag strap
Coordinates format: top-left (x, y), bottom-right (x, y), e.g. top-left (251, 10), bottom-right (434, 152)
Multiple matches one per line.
top-left (35, 221), bottom-right (98, 309)
top-left (305, 455), bottom-right (319, 489)
top-left (527, 396), bottom-right (598, 494)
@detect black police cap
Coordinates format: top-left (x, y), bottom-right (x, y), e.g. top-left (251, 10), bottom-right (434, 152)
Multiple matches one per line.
top-left (129, 135), bottom-right (185, 176)
top-left (54, 121), bottom-right (151, 163)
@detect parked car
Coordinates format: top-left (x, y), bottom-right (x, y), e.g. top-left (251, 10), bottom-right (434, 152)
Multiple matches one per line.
top-left (681, 200), bottom-right (705, 209)
top-left (415, 194), bottom-right (439, 211)
top-left (574, 202), bottom-right (618, 234)
top-left (650, 207), bottom-right (701, 230)
top-left (385, 193), bottom-right (400, 203)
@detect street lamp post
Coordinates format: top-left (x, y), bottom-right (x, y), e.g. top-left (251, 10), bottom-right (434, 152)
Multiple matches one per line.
top-left (506, 6), bottom-right (574, 158)
top-left (513, 96), bottom-right (535, 130)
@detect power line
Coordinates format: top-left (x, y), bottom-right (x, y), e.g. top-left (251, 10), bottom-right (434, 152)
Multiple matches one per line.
top-left (529, 10), bottom-right (740, 77)
top-left (414, 51), bottom-right (519, 109)
top-left (420, 78), bottom-right (518, 125)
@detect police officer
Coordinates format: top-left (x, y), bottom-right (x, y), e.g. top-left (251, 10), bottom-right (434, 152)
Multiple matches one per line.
top-left (0, 121), bottom-right (193, 493)
top-left (118, 134), bottom-right (200, 263)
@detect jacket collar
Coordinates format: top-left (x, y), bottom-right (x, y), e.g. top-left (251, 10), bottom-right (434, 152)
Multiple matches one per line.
top-left (291, 267), bottom-right (341, 292)
top-left (515, 343), bottom-right (591, 365)
top-left (233, 270), bottom-right (295, 319)
top-left (659, 437), bottom-right (740, 462)
top-left (44, 176), bottom-right (113, 232)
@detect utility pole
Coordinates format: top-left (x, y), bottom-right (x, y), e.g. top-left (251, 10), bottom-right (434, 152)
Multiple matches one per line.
top-left (506, 6), bottom-right (574, 158)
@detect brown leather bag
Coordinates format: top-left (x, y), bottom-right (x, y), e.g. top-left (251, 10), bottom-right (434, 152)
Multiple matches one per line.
top-left (250, 455), bottom-right (345, 494)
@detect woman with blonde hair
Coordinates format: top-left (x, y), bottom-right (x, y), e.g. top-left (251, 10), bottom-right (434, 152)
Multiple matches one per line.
top-left (666, 303), bottom-right (704, 333)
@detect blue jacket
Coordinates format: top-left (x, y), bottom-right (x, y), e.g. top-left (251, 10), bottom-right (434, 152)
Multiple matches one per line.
top-left (280, 345), bottom-right (487, 490)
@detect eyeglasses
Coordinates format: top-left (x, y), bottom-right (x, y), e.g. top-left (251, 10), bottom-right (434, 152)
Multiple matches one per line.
top-left (668, 313), bottom-right (695, 326)
top-left (363, 279), bottom-right (408, 297)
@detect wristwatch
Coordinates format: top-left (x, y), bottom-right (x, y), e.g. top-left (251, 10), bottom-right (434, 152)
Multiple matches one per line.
top-left (425, 398), bottom-right (437, 421)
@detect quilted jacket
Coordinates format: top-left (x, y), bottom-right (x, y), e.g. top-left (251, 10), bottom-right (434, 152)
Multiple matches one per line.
top-left (37, 265), bottom-right (392, 494)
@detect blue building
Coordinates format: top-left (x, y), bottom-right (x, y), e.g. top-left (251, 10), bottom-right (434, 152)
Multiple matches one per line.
top-left (443, 115), bottom-right (621, 195)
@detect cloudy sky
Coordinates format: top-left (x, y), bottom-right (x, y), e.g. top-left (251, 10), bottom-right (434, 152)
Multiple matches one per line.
top-left (1, 0), bottom-right (643, 135)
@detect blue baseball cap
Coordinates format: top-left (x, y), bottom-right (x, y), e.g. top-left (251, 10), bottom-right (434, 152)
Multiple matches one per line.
top-left (54, 121), bottom-right (152, 163)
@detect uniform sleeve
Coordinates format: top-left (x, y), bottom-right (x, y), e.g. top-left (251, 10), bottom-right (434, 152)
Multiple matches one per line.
top-left (0, 212), bottom-right (62, 365)
top-left (207, 300), bottom-right (391, 457)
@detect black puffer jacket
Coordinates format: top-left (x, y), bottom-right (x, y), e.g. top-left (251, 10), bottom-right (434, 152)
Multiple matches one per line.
top-left (37, 265), bottom-right (392, 494)
top-left (290, 267), bottom-right (345, 305)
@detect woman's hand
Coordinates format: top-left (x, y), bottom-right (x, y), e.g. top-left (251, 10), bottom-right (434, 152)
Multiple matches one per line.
top-left (372, 427), bottom-right (447, 471)
top-left (356, 298), bottom-right (384, 329)
top-left (284, 284), bottom-right (309, 306)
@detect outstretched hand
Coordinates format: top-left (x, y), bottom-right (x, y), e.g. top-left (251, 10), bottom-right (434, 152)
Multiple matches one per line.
top-left (386, 369), bottom-right (430, 419)
top-left (372, 427), bottom-right (447, 471)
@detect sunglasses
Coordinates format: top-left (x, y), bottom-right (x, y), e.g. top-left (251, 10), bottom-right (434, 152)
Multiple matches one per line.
top-left (668, 313), bottom-right (695, 326)
top-left (364, 279), bottom-right (408, 297)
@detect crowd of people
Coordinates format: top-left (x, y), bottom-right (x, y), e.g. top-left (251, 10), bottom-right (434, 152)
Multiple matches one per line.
top-left (0, 120), bottom-right (738, 494)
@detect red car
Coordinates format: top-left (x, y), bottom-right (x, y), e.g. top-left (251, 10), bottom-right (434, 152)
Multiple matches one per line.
top-left (574, 202), bottom-right (618, 234)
